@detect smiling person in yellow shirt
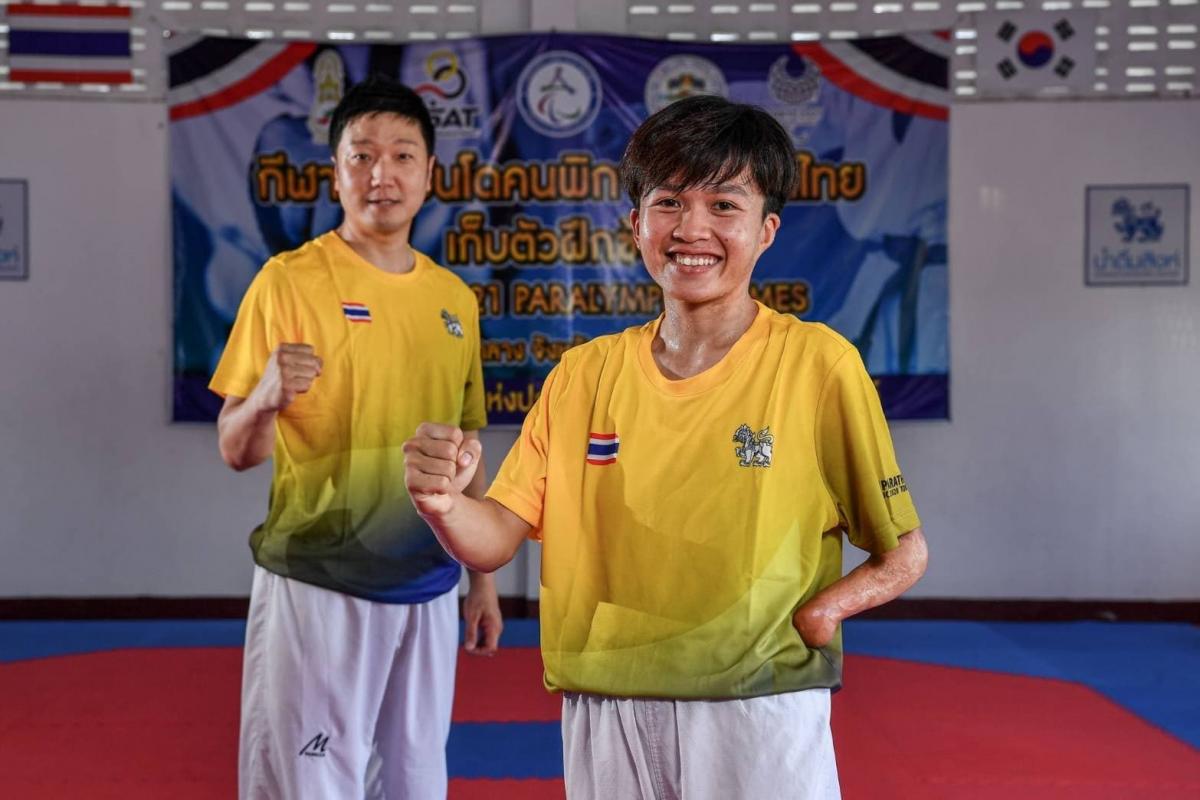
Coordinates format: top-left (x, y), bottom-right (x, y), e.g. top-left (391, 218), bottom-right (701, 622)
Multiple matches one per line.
top-left (403, 94), bottom-right (928, 799)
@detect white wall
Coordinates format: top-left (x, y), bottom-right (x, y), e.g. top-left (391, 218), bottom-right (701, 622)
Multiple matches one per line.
top-left (886, 98), bottom-right (1200, 599)
top-left (0, 97), bottom-right (1196, 600)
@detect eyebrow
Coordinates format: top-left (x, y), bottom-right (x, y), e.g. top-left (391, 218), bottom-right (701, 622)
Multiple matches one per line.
top-left (654, 182), bottom-right (750, 197)
top-left (348, 137), bottom-right (421, 146)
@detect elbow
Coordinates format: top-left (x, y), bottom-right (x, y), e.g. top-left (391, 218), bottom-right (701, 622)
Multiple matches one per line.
top-left (221, 452), bottom-right (250, 472)
top-left (225, 456), bottom-right (255, 473)
top-left (457, 547), bottom-right (515, 575)
top-left (904, 528), bottom-right (929, 586)
top-left (453, 539), bottom-right (522, 575)
top-left (218, 441), bottom-right (261, 472)
top-left (460, 556), bottom-right (504, 574)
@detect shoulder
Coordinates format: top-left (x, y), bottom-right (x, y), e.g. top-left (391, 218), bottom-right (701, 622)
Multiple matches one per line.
top-left (275, 233), bottom-right (334, 271)
top-left (558, 322), bottom-right (643, 373)
top-left (765, 308), bottom-right (853, 352)
top-left (416, 250), bottom-right (477, 307)
top-left (763, 309), bottom-right (858, 371)
top-left (538, 322), bottom-right (645, 402)
top-left (254, 234), bottom-right (333, 290)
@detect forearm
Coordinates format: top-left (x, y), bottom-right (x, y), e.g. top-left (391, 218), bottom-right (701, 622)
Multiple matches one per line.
top-left (460, 435), bottom-right (501, 586)
top-left (467, 567), bottom-right (497, 594)
top-left (798, 528), bottom-right (928, 637)
top-left (405, 424), bottom-right (532, 572)
top-left (424, 496), bottom-right (527, 573)
top-left (217, 394), bottom-right (277, 471)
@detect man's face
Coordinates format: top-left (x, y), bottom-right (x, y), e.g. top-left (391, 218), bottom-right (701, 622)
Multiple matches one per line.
top-left (630, 171), bottom-right (779, 307)
top-left (332, 112), bottom-right (434, 238)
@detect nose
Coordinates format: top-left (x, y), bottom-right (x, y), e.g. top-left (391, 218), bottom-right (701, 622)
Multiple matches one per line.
top-left (673, 206), bottom-right (711, 242)
top-left (370, 157), bottom-right (393, 185)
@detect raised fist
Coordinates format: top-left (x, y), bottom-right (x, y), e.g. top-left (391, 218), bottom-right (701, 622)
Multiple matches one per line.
top-left (402, 422), bottom-right (483, 518)
top-left (255, 343), bottom-right (322, 412)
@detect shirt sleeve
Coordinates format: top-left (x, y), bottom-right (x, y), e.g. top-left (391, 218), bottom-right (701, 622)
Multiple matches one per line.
top-left (459, 295), bottom-right (488, 432)
top-left (484, 364), bottom-right (560, 539)
top-left (208, 262), bottom-right (284, 399)
top-left (814, 346), bottom-right (921, 554)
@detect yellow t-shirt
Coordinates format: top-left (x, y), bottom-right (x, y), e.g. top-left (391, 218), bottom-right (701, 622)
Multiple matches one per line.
top-left (210, 231), bottom-right (486, 603)
top-left (488, 302), bottom-right (920, 698)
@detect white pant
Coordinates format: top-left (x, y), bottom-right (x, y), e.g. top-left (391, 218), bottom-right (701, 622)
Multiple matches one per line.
top-left (239, 566), bottom-right (458, 800)
top-left (562, 689), bottom-right (840, 800)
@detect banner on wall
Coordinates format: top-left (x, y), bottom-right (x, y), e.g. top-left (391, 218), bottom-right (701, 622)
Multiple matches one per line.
top-left (170, 33), bottom-right (950, 424)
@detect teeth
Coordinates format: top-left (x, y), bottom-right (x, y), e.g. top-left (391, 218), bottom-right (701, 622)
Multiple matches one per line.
top-left (674, 254), bottom-right (718, 267)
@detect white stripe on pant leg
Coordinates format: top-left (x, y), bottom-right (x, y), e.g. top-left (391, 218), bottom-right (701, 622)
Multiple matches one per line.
top-left (371, 587), bottom-right (459, 800)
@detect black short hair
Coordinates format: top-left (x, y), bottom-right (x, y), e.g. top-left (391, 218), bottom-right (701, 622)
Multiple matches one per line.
top-left (328, 74), bottom-right (435, 155)
top-left (620, 95), bottom-right (797, 217)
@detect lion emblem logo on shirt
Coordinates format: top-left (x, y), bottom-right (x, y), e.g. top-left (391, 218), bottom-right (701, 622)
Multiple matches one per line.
top-left (441, 309), bottom-right (464, 338)
top-left (733, 424), bottom-right (774, 468)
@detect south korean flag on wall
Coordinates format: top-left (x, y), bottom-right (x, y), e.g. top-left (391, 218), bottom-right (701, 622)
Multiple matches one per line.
top-left (976, 11), bottom-right (1097, 96)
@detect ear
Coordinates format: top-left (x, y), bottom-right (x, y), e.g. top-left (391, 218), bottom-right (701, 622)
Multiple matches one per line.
top-left (424, 153), bottom-right (437, 195)
top-left (756, 212), bottom-right (781, 257)
top-left (629, 206), bottom-right (642, 251)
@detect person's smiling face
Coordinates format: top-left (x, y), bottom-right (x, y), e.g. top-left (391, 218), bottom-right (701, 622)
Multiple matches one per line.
top-left (332, 112), bottom-right (434, 239)
top-left (630, 170), bottom-right (780, 307)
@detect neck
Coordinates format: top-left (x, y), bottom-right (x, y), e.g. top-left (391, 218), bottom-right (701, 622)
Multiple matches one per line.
top-left (652, 293), bottom-right (758, 380)
top-left (336, 223), bottom-right (415, 274)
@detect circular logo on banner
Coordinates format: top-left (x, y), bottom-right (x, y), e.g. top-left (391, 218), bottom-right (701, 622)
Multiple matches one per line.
top-left (1017, 31), bottom-right (1054, 68)
top-left (413, 47), bottom-right (482, 139)
top-left (516, 51), bottom-right (603, 138)
top-left (644, 55), bottom-right (729, 114)
top-left (768, 55), bottom-right (821, 106)
top-left (415, 49), bottom-right (467, 101)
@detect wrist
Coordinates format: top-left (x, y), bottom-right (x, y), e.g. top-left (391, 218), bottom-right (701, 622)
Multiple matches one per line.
top-left (245, 384), bottom-right (279, 417)
top-left (468, 569), bottom-right (496, 586)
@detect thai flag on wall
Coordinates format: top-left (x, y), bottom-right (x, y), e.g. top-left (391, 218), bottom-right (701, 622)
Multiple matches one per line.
top-left (342, 302), bottom-right (372, 323)
top-left (586, 433), bottom-right (619, 465)
top-left (4, 4), bottom-right (133, 85)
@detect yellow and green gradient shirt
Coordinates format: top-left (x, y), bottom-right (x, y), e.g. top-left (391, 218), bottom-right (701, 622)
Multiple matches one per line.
top-left (488, 302), bottom-right (920, 698)
top-left (211, 232), bottom-right (486, 603)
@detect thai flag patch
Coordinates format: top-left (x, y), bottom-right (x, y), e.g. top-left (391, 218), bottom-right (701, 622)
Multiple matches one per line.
top-left (586, 433), bottom-right (619, 465)
top-left (342, 302), bottom-right (372, 323)
top-left (6, 4), bottom-right (135, 86)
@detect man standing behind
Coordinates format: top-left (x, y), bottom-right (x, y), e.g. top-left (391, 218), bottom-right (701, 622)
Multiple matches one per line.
top-left (211, 75), bottom-right (501, 800)
top-left (404, 95), bottom-right (928, 798)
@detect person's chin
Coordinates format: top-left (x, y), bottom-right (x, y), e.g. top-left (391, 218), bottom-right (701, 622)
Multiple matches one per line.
top-left (362, 210), bottom-right (413, 235)
top-left (665, 267), bottom-right (718, 290)
top-left (663, 282), bottom-right (722, 306)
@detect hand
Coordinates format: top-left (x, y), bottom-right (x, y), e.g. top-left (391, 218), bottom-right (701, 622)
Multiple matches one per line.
top-left (792, 602), bottom-right (840, 649)
top-left (253, 343), bottom-right (322, 413)
top-left (462, 574), bottom-right (503, 656)
top-left (403, 423), bottom-right (482, 518)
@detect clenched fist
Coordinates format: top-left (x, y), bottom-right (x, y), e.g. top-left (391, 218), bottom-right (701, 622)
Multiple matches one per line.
top-left (254, 343), bottom-right (322, 413)
top-left (403, 423), bottom-right (482, 518)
